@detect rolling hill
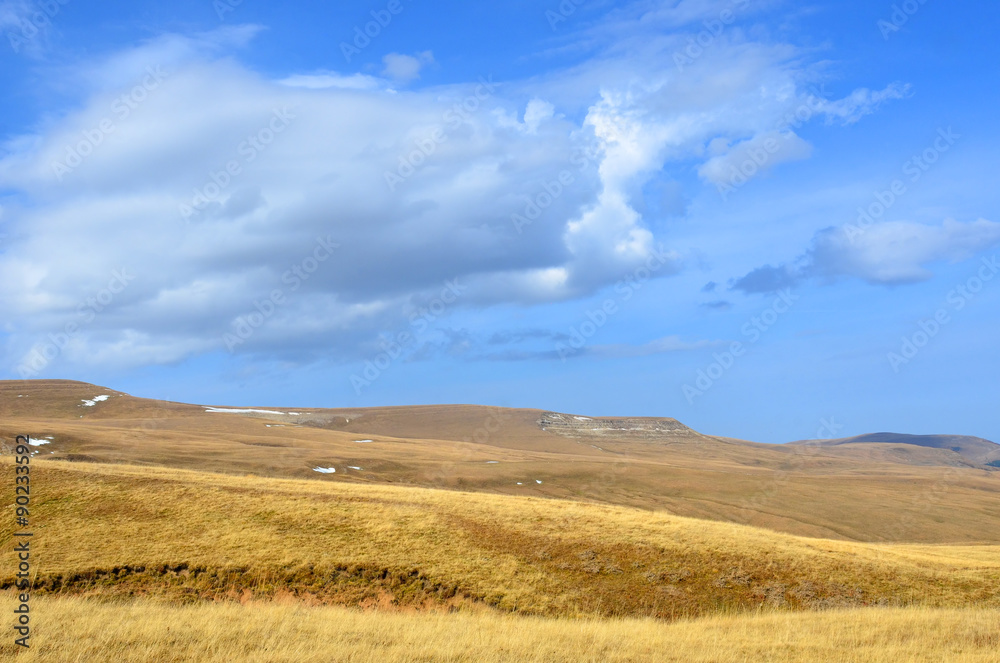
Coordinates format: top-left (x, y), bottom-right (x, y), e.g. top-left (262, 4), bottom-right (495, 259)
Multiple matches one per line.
top-left (3, 379), bottom-right (1000, 661)
top-left (792, 432), bottom-right (1000, 466)
top-left (2, 459), bottom-right (999, 618)
top-left (3, 379), bottom-right (1000, 544)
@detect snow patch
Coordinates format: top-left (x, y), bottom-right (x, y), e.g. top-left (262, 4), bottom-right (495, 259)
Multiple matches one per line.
top-left (205, 407), bottom-right (286, 415)
top-left (29, 437), bottom-right (51, 446)
top-left (536, 480), bottom-right (543, 484)
top-left (81, 395), bottom-right (111, 407)
top-left (574, 416), bottom-right (592, 421)
top-left (354, 439), bottom-right (373, 443)
top-left (347, 466), bottom-right (363, 471)
top-left (486, 461), bottom-right (499, 464)
top-left (313, 467), bottom-right (336, 474)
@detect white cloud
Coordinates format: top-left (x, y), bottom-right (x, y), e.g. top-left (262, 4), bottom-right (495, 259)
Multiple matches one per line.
top-left (697, 129), bottom-right (812, 186)
top-left (494, 98), bottom-right (555, 134)
top-left (278, 72), bottom-right (384, 90)
top-left (816, 83), bottom-right (911, 125)
top-left (0, 18), bottom-right (908, 373)
top-left (380, 51), bottom-right (434, 82)
top-left (67, 26), bottom-right (264, 92)
top-left (731, 218), bottom-right (1000, 292)
top-left (809, 218), bottom-right (1000, 284)
top-left (523, 99), bottom-right (555, 133)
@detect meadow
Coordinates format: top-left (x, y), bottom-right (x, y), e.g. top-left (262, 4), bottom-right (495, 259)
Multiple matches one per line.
top-left (1, 598), bottom-right (997, 662)
top-left (3, 380), bottom-right (998, 660)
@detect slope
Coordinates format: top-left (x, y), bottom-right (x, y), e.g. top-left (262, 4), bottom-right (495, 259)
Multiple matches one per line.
top-left (1, 459), bottom-right (999, 621)
top-left (3, 379), bottom-right (1000, 544)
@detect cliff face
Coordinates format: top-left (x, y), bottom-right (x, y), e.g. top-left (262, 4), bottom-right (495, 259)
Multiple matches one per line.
top-left (538, 411), bottom-right (697, 441)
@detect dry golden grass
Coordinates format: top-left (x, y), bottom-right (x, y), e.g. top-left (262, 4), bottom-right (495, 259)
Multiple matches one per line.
top-left (2, 597), bottom-right (997, 662)
top-left (4, 379), bottom-right (1000, 545)
top-left (3, 381), bottom-right (998, 660)
top-left (2, 459), bottom-right (998, 620)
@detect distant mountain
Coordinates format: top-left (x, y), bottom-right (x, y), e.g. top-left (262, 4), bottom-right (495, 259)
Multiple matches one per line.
top-left (791, 433), bottom-right (1000, 467)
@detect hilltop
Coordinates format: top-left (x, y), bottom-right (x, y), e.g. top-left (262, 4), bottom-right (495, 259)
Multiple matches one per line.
top-left (792, 432), bottom-right (1000, 466)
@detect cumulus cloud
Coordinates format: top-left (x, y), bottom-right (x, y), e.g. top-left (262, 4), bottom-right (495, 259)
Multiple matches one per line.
top-left (494, 98), bottom-right (557, 134)
top-left (0, 15), bottom-right (908, 374)
top-left (731, 218), bottom-right (1000, 293)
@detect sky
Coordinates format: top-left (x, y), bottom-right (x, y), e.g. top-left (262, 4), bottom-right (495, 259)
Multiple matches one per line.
top-left (1, 0), bottom-right (998, 444)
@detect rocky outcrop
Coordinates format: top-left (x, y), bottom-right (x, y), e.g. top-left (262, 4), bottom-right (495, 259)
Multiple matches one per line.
top-left (539, 411), bottom-right (696, 441)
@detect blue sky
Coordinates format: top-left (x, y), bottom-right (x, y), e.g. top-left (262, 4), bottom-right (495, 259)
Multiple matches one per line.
top-left (1, 0), bottom-right (998, 444)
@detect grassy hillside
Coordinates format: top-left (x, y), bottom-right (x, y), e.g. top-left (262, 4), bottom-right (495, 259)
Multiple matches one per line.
top-left (4, 380), bottom-right (1000, 545)
top-left (2, 459), bottom-right (999, 620)
top-left (3, 381), bottom-right (998, 660)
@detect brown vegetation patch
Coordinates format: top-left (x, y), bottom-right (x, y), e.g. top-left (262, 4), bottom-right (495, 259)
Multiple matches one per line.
top-left (3, 563), bottom-right (482, 611)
